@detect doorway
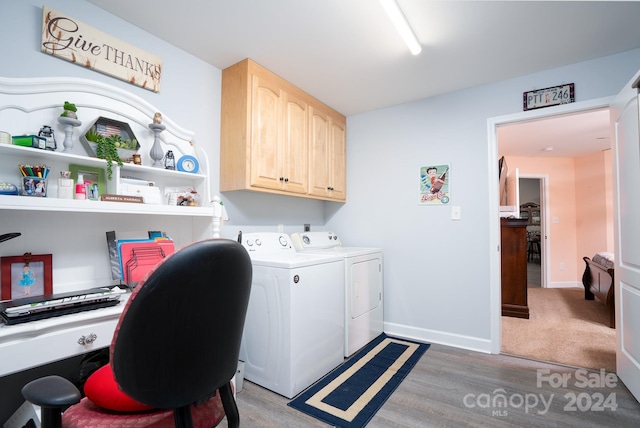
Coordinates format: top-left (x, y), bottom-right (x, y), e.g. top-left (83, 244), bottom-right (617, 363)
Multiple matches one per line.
top-left (519, 177), bottom-right (542, 287)
top-left (488, 97), bottom-right (614, 355)
top-left (490, 101), bottom-right (616, 371)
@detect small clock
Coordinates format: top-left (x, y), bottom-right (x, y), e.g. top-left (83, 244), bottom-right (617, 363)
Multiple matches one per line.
top-left (177, 155), bottom-right (199, 173)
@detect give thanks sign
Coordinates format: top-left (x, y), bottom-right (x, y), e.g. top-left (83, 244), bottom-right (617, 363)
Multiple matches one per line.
top-left (41, 6), bottom-right (162, 92)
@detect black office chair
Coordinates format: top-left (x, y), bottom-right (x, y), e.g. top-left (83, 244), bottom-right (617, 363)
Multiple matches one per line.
top-left (21, 239), bottom-right (252, 428)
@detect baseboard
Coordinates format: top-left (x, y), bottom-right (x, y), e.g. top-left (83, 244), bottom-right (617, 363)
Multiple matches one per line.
top-left (547, 281), bottom-right (582, 288)
top-left (383, 322), bottom-right (492, 354)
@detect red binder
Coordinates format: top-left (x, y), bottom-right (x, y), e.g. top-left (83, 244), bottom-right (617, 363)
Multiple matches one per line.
top-left (118, 240), bottom-right (175, 283)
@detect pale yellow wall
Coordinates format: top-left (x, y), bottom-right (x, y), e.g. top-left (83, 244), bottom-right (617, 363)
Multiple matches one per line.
top-left (504, 153), bottom-right (612, 286)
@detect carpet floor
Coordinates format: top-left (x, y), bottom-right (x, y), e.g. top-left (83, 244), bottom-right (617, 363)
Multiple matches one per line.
top-left (501, 287), bottom-right (616, 373)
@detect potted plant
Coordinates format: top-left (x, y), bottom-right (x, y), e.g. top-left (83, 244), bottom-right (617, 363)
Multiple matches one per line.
top-left (85, 130), bottom-right (123, 180)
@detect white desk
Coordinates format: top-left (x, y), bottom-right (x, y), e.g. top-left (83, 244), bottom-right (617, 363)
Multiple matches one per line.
top-left (0, 294), bottom-right (129, 378)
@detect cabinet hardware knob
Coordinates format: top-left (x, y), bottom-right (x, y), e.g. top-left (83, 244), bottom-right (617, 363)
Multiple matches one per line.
top-left (78, 333), bottom-right (97, 345)
top-left (279, 177), bottom-right (284, 181)
top-left (284, 178), bottom-right (289, 182)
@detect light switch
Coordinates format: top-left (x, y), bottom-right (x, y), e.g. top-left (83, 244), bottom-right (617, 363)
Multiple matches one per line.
top-left (451, 205), bottom-right (461, 220)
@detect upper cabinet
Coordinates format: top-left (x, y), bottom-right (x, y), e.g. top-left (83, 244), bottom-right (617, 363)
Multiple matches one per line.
top-left (220, 59), bottom-right (346, 202)
top-left (249, 72), bottom-right (308, 195)
top-left (308, 107), bottom-right (346, 201)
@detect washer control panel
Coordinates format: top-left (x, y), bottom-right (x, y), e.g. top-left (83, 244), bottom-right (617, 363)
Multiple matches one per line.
top-left (241, 232), bottom-right (294, 254)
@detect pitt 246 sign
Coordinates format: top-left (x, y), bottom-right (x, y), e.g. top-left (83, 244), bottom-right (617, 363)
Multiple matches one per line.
top-left (41, 6), bottom-right (162, 93)
top-left (523, 83), bottom-right (574, 111)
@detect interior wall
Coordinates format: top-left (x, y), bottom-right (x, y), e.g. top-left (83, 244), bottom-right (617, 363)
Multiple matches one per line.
top-left (3, 0), bottom-right (640, 353)
top-left (327, 52), bottom-right (640, 350)
top-left (604, 149), bottom-right (614, 251)
top-left (575, 150), bottom-right (614, 257)
top-left (0, 0), bottom-right (327, 234)
top-left (506, 156), bottom-right (579, 284)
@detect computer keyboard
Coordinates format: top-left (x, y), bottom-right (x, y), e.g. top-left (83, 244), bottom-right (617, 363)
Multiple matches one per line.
top-left (0, 287), bottom-right (126, 325)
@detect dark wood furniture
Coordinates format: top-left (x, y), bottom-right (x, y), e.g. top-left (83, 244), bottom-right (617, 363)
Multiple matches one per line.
top-left (519, 202), bottom-right (540, 226)
top-left (582, 256), bottom-right (615, 328)
top-left (501, 218), bottom-right (529, 319)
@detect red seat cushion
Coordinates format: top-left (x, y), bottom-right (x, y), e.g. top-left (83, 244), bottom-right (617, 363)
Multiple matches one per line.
top-left (84, 364), bottom-right (155, 413)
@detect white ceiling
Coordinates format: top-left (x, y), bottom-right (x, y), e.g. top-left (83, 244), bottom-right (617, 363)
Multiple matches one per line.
top-left (497, 108), bottom-right (612, 158)
top-left (87, 0), bottom-right (640, 157)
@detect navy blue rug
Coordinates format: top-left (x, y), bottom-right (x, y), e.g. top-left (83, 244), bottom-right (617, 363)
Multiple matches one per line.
top-left (287, 334), bottom-right (430, 428)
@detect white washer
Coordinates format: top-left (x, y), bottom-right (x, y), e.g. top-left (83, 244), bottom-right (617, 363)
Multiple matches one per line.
top-left (239, 232), bottom-right (345, 398)
top-left (291, 231), bottom-right (384, 357)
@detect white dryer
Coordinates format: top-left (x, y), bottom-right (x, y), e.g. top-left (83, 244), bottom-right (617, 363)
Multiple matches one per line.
top-left (291, 231), bottom-right (384, 357)
top-left (239, 232), bottom-right (345, 398)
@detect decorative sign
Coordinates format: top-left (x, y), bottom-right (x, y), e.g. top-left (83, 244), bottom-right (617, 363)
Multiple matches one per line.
top-left (419, 164), bottom-right (450, 205)
top-left (523, 83), bottom-right (574, 111)
top-left (41, 6), bottom-right (162, 92)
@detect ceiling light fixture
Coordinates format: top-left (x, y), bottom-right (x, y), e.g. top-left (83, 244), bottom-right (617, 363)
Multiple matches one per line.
top-left (380, 0), bottom-right (422, 55)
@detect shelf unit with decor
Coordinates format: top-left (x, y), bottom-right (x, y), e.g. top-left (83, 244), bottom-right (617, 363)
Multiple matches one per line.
top-left (0, 76), bottom-right (211, 217)
top-left (0, 77), bottom-right (222, 426)
top-left (0, 76), bottom-right (215, 296)
top-left (0, 143), bottom-right (210, 216)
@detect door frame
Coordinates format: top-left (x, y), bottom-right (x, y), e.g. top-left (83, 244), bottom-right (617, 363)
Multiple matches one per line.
top-left (487, 96), bottom-right (614, 353)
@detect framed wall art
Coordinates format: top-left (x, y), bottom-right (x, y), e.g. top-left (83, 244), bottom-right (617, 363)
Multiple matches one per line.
top-left (1, 253), bottom-right (53, 301)
top-left (69, 164), bottom-right (106, 200)
top-left (419, 164), bottom-right (450, 205)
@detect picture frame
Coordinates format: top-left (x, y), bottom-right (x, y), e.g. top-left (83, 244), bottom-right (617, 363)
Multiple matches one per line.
top-left (419, 164), bottom-right (451, 205)
top-left (1, 253), bottom-right (53, 301)
top-left (21, 176), bottom-right (48, 197)
top-left (69, 164), bottom-right (106, 200)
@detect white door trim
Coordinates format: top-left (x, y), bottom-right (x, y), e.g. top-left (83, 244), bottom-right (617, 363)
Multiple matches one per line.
top-left (487, 96), bottom-right (614, 354)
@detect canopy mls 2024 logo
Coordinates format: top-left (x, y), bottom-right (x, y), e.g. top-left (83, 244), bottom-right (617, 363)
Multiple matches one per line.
top-left (41, 6), bottom-right (162, 93)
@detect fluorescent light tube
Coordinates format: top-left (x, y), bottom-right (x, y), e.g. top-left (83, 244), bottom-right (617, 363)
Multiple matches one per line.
top-left (380, 0), bottom-right (422, 55)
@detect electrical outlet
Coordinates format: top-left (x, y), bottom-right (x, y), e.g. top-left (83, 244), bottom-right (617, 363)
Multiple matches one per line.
top-left (304, 224), bottom-right (310, 232)
top-left (559, 262), bottom-right (565, 271)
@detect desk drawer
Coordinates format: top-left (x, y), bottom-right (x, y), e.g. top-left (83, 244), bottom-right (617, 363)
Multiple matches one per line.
top-left (0, 301), bottom-right (126, 377)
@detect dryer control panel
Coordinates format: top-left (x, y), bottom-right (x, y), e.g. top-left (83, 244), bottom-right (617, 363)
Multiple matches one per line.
top-left (291, 231), bottom-right (342, 251)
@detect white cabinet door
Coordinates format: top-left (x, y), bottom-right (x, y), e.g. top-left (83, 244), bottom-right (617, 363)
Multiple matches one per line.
top-left (611, 69), bottom-right (640, 401)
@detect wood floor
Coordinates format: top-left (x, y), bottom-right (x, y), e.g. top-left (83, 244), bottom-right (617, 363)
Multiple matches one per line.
top-left (231, 343), bottom-right (640, 427)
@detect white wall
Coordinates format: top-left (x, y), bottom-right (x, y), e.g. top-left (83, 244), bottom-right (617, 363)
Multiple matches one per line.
top-left (326, 50), bottom-right (640, 351)
top-left (3, 0), bottom-right (640, 352)
top-left (0, 0), bottom-right (220, 167)
top-left (0, 0), bottom-right (327, 234)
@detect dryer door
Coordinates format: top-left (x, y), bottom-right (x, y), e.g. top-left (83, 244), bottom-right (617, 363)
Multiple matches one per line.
top-left (346, 254), bottom-right (384, 356)
top-left (349, 257), bottom-right (382, 318)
